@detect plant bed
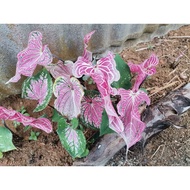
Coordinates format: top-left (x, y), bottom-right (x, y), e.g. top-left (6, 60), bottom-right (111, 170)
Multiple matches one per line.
top-left (1, 25), bottom-right (190, 166)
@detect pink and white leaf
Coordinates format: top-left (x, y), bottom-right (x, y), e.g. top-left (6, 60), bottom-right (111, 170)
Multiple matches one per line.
top-left (96, 52), bottom-right (120, 86)
top-left (22, 69), bottom-right (53, 112)
top-left (73, 57), bottom-right (94, 78)
top-left (83, 30), bottom-right (96, 61)
top-left (53, 76), bottom-right (84, 119)
top-left (117, 88), bottom-right (150, 118)
top-left (73, 31), bottom-right (120, 92)
top-left (141, 53), bottom-right (159, 75)
top-left (128, 54), bottom-right (159, 91)
top-left (117, 88), bottom-right (150, 148)
top-left (45, 60), bottom-right (74, 79)
top-left (6, 31), bottom-right (53, 84)
top-left (120, 113), bottom-right (146, 149)
top-left (0, 106), bottom-right (52, 133)
top-left (73, 53), bottom-right (119, 96)
top-left (103, 95), bottom-right (124, 134)
top-left (81, 96), bottom-right (104, 128)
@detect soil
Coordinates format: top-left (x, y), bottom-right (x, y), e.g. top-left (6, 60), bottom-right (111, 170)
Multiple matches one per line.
top-left (1, 25), bottom-right (190, 166)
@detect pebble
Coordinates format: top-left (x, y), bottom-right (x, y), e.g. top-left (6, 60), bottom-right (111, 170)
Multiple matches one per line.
top-left (185, 157), bottom-right (190, 163)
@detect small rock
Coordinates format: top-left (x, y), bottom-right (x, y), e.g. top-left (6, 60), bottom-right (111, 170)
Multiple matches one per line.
top-left (185, 157), bottom-right (190, 163)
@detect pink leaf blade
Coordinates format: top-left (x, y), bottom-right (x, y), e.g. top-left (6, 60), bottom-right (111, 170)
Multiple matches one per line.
top-left (84, 30), bottom-right (96, 46)
top-left (81, 96), bottom-right (104, 128)
top-left (117, 88), bottom-right (150, 149)
top-left (142, 53), bottom-right (159, 75)
top-left (73, 57), bottom-right (94, 78)
top-left (121, 113), bottom-right (146, 149)
top-left (5, 72), bottom-right (21, 84)
top-left (0, 106), bottom-right (52, 133)
top-left (53, 76), bottom-right (84, 119)
top-left (128, 54), bottom-right (159, 91)
top-left (97, 52), bottom-right (120, 86)
top-left (128, 61), bottom-right (141, 73)
top-left (46, 60), bottom-right (74, 79)
top-left (29, 117), bottom-right (52, 133)
top-left (117, 88), bottom-right (150, 117)
top-left (6, 31), bottom-right (53, 84)
top-left (83, 30), bottom-right (96, 61)
top-left (103, 95), bottom-right (124, 134)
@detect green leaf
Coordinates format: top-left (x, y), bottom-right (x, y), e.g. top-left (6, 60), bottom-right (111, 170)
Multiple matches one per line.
top-left (100, 110), bottom-right (115, 136)
top-left (57, 120), bottom-right (86, 158)
top-left (84, 90), bottom-right (100, 97)
top-left (82, 75), bottom-right (90, 81)
top-left (71, 118), bottom-right (79, 129)
top-left (29, 131), bottom-right (40, 141)
top-left (112, 54), bottom-right (131, 90)
top-left (0, 151), bottom-right (3, 159)
top-left (23, 125), bottom-right (31, 132)
top-left (13, 121), bottom-right (20, 128)
top-left (52, 109), bottom-right (63, 122)
top-left (0, 127), bottom-right (16, 152)
top-left (22, 68), bottom-right (53, 112)
top-left (36, 132), bottom-right (40, 136)
top-left (29, 131), bottom-right (37, 141)
top-left (140, 87), bottom-right (148, 94)
top-left (57, 118), bottom-right (68, 131)
top-left (79, 148), bottom-right (89, 158)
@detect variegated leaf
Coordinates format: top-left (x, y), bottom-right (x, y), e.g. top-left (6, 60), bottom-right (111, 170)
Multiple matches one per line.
top-left (6, 31), bottom-right (53, 84)
top-left (0, 106), bottom-right (52, 133)
top-left (96, 52), bottom-right (120, 87)
top-left (117, 88), bottom-right (150, 117)
top-left (83, 30), bottom-right (96, 61)
top-left (53, 76), bottom-right (84, 119)
top-left (22, 68), bottom-right (53, 112)
top-left (73, 53), bottom-right (119, 96)
top-left (103, 95), bottom-right (124, 134)
top-left (0, 127), bottom-right (16, 152)
top-left (121, 114), bottom-right (146, 149)
top-left (117, 88), bottom-right (150, 148)
top-left (73, 30), bottom-right (120, 96)
top-left (45, 60), bottom-right (74, 79)
top-left (128, 54), bottom-right (159, 92)
top-left (81, 96), bottom-right (104, 128)
top-left (57, 118), bottom-right (86, 158)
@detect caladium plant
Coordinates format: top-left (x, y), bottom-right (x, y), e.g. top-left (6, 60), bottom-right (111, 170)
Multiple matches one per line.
top-left (2, 29), bottom-right (159, 160)
top-left (73, 30), bottom-right (159, 155)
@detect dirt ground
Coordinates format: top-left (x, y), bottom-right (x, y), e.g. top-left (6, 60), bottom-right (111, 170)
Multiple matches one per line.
top-left (1, 24), bottom-right (190, 166)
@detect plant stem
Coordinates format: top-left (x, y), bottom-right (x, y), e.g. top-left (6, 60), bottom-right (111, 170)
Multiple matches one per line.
top-left (48, 104), bottom-right (55, 109)
top-left (3, 120), bottom-right (22, 139)
top-left (52, 54), bottom-right (65, 63)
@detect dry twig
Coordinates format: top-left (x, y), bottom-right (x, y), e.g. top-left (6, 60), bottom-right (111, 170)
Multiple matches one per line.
top-left (151, 144), bottom-right (164, 159)
top-left (169, 36), bottom-right (190, 39)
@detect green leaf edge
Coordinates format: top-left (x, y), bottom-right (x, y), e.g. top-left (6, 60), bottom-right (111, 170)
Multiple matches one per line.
top-left (22, 68), bottom-right (53, 112)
